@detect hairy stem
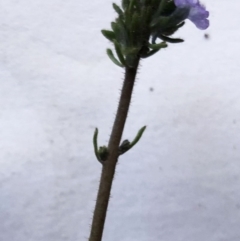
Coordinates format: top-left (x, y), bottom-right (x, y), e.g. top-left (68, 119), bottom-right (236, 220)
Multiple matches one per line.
top-left (89, 58), bottom-right (140, 241)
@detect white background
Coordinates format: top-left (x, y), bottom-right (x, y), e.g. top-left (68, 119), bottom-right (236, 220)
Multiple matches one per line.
top-left (0, 1), bottom-right (240, 240)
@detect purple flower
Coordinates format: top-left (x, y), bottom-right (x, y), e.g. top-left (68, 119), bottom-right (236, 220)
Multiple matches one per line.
top-left (174, 0), bottom-right (209, 30)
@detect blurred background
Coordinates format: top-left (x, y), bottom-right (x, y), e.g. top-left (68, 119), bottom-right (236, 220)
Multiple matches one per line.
top-left (0, 1), bottom-right (240, 240)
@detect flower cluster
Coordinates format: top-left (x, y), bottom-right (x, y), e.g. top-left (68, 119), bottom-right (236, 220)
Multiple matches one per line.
top-left (102, 0), bottom-right (210, 68)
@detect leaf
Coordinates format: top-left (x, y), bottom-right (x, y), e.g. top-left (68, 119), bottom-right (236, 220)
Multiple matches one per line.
top-left (115, 19), bottom-right (128, 46)
top-left (158, 34), bottom-right (184, 43)
top-left (129, 126), bottom-right (146, 149)
top-left (150, 16), bottom-right (169, 29)
top-left (113, 3), bottom-right (124, 17)
top-left (129, 0), bottom-right (134, 10)
top-left (141, 49), bottom-right (160, 58)
top-left (114, 41), bottom-right (126, 66)
top-left (122, 0), bottom-right (130, 10)
top-left (162, 22), bottom-right (185, 36)
top-left (101, 30), bottom-right (115, 42)
top-left (177, 21), bottom-right (185, 29)
top-left (148, 42), bottom-right (167, 50)
top-left (106, 49), bottom-right (124, 67)
top-left (93, 128), bottom-right (100, 162)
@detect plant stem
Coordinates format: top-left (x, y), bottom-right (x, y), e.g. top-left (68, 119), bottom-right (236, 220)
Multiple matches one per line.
top-left (89, 58), bottom-right (140, 241)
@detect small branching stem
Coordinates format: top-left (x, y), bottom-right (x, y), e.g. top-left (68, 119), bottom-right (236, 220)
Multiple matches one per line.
top-left (89, 58), bottom-right (140, 241)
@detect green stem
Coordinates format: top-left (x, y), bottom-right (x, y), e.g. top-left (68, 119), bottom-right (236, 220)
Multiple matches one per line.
top-left (89, 57), bottom-right (140, 241)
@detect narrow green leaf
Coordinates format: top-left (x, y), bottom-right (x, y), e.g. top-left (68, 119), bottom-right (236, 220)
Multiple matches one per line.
top-left (129, 126), bottom-right (147, 149)
top-left (93, 128), bottom-right (100, 161)
top-left (101, 30), bottom-right (115, 42)
top-left (113, 3), bottom-right (124, 17)
top-left (156, 0), bottom-right (166, 16)
top-left (106, 49), bottom-right (124, 67)
top-left (141, 5), bottom-right (151, 28)
top-left (141, 49), bottom-right (160, 58)
top-left (148, 42), bottom-right (168, 50)
top-left (161, 22), bottom-right (185, 36)
top-left (177, 21), bottom-right (185, 29)
top-left (115, 19), bottom-right (129, 46)
top-left (114, 41), bottom-right (126, 66)
top-left (111, 22), bottom-right (117, 32)
top-left (119, 126), bottom-right (147, 155)
top-left (129, 0), bottom-right (136, 13)
top-left (159, 34), bottom-right (184, 43)
top-left (130, 12), bottom-right (141, 46)
top-left (150, 16), bottom-right (169, 29)
top-left (122, 0), bottom-right (130, 10)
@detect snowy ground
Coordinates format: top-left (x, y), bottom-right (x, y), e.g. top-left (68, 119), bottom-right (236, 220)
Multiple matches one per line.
top-left (0, 1), bottom-right (240, 241)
